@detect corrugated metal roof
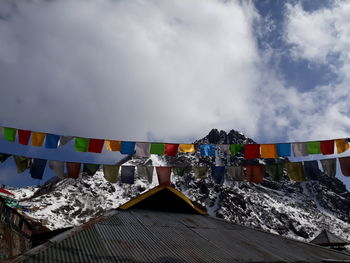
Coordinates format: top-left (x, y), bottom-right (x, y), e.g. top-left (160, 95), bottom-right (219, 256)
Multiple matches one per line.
top-left (311, 229), bottom-right (349, 246)
top-left (15, 209), bottom-right (350, 263)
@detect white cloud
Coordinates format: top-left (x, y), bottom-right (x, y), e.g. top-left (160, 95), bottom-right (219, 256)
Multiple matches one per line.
top-left (259, 0), bottom-right (350, 141)
top-left (0, 0), bottom-right (349, 146)
top-left (0, 0), bottom-right (267, 142)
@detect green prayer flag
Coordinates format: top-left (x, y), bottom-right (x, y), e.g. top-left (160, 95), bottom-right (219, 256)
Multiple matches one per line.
top-left (13, 156), bottom-right (32, 174)
top-left (306, 141), bottom-right (321, 154)
top-left (4, 128), bottom-right (17, 142)
top-left (83, 164), bottom-right (100, 176)
top-left (230, 144), bottom-right (243, 156)
top-left (75, 137), bottom-right (90, 152)
top-left (150, 143), bottom-right (165, 155)
top-left (193, 167), bottom-right (209, 179)
top-left (266, 164), bottom-right (284, 181)
top-left (173, 167), bottom-right (191, 177)
top-left (0, 153), bottom-right (11, 163)
top-left (284, 162), bottom-right (306, 182)
top-left (103, 165), bottom-right (120, 183)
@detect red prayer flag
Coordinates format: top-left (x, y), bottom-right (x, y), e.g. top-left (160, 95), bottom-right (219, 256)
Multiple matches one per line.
top-left (339, 157), bottom-right (350, 177)
top-left (0, 187), bottom-right (14, 196)
top-left (320, 140), bottom-right (334, 155)
top-left (164, 144), bottom-right (179, 157)
top-left (156, 167), bottom-right (171, 186)
top-left (18, 130), bottom-right (31, 145)
top-left (244, 144), bottom-right (261, 159)
top-left (66, 162), bottom-right (81, 179)
top-left (88, 139), bottom-right (105, 153)
top-left (245, 165), bottom-right (264, 183)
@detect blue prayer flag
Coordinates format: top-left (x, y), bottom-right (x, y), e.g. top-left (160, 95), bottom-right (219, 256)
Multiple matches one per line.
top-left (30, 159), bottom-right (47, 180)
top-left (276, 143), bottom-right (291, 157)
top-left (45, 134), bottom-right (60, 149)
top-left (120, 141), bottom-right (136, 155)
top-left (303, 160), bottom-right (321, 181)
top-left (211, 166), bottom-right (225, 184)
top-left (200, 144), bottom-right (216, 157)
top-left (121, 166), bottom-right (135, 184)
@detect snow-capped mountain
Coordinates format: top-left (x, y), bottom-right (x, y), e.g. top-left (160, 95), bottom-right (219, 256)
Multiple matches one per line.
top-left (4, 129), bottom-right (350, 245)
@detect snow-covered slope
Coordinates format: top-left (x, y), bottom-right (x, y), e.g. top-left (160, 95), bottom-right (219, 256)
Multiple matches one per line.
top-left (4, 129), bottom-right (350, 245)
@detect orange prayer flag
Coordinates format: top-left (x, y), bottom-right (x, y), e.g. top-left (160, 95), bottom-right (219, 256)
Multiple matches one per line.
top-left (179, 144), bottom-right (195, 153)
top-left (335, 139), bottom-right (349, 154)
top-left (106, 140), bottom-right (121, 151)
top-left (32, 132), bottom-right (46, 147)
top-left (260, 144), bottom-right (277, 158)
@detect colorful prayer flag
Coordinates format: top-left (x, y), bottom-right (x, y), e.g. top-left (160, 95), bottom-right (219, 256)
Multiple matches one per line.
top-left (305, 141), bottom-right (321, 154)
top-left (335, 139), bottom-right (349, 154)
top-left (13, 156), bottom-right (32, 174)
top-left (245, 165), bottom-right (264, 184)
top-left (284, 162), bottom-right (306, 182)
top-left (266, 164), bottom-right (283, 181)
top-left (88, 139), bottom-right (104, 153)
top-left (217, 145), bottom-right (230, 155)
top-left (179, 144), bottom-right (195, 153)
top-left (244, 144), bottom-right (260, 159)
top-left (45, 134), bottom-right (60, 149)
top-left (156, 167), bottom-right (172, 186)
top-left (150, 143), bottom-right (165, 155)
top-left (260, 144), bottom-right (277, 158)
top-left (74, 137), bottom-right (89, 152)
top-left (0, 153), bottom-right (11, 163)
top-left (165, 144), bottom-right (179, 157)
top-left (4, 128), bottom-right (17, 142)
top-left (320, 140), bottom-right (334, 155)
top-left (106, 140), bottom-right (121, 151)
top-left (230, 144), bottom-right (243, 156)
top-left (303, 160), bottom-right (321, 180)
top-left (193, 167), bottom-right (209, 179)
top-left (66, 162), bottom-right (81, 179)
top-left (320, 159), bottom-right (336, 177)
top-left (137, 166), bottom-right (154, 183)
top-left (200, 144), bottom-right (216, 157)
top-left (173, 167), bottom-right (190, 177)
top-left (83, 163), bottom-right (100, 176)
top-left (120, 141), bottom-right (136, 155)
top-left (339, 156), bottom-right (350, 177)
top-left (32, 132), bottom-right (46, 147)
top-left (59, 136), bottom-right (73, 147)
top-left (135, 142), bottom-right (151, 157)
top-left (121, 166), bottom-right (135, 184)
top-left (30, 159), bottom-right (47, 180)
top-left (103, 165), bottom-right (120, 183)
top-left (226, 166), bottom-right (245, 181)
top-left (49, 160), bottom-right (65, 178)
top-left (276, 143), bottom-right (291, 157)
top-left (18, 130), bottom-right (31, 145)
top-left (292, 142), bottom-right (308, 157)
top-left (211, 166), bottom-right (225, 184)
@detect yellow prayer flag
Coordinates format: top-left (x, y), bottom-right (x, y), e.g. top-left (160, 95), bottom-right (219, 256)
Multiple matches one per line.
top-left (32, 132), bottom-right (46, 146)
top-left (260, 144), bottom-right (277, 158)
top-left (335, 139), bottom-right (349, 154)
top-left (106, 140), bottom-right (121, 151)
top-left (179, 144), bottom-right (195, 153)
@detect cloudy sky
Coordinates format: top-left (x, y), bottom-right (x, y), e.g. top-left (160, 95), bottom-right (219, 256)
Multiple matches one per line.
top-left (0, 0), bottom-right (349, 188)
